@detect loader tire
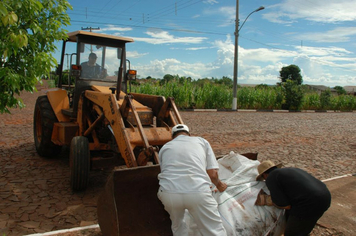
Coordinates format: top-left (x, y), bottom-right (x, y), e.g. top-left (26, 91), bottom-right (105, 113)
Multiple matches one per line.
top-left (70, 136), bottom-right (90, 191)
top-left (33, 95), bottom-right (62, 157)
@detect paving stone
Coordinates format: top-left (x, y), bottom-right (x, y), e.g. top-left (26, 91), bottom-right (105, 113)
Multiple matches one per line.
top-left (20, 212), bottom-right (29, 221)
top-left (8, 195), bottom-right (20, 202)
top-left (39, 222), bottom-right (56, 232)
top-left (0, 221), bottom-right (7, 229)
top-left (37, 205), bottom-right (49, 215)
top-left (55, 202), bottom-right (67, 211)
top-left (1, 86), bottom-right (355, 236)
top-left (1, 205), bottom-right (21, 213)
top-left (65, 216), bottom-right (78, 225)
top-left (18, 220), bottom-right (40, 229)
top-left (80, 221), bottom-right (97, 227)
top-left (21, 205), bottom-right (38, 213)
top-left (45, 208), bottom-right (61, 219)
top-left (0, 213), bottom-right (10, 221)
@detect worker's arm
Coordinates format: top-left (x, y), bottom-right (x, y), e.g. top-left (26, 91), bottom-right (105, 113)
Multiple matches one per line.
top-left (207, 169), bottom-right (227, 192)
top-left (274, 204), bottom-right (291, 210)
top-left (255, 190), bottom-right (291, 209)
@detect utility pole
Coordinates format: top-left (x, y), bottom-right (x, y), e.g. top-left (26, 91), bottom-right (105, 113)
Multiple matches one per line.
top-left (232, 5), bottom-right (264, 110)
top-left (232, 0), bottom-right (239, 111)
top-left (81, 27), bottom-right (100, 52)
top-left (65, 53), bottom-right (71, 88)
top-left (81, 27), bottom-right (100, 32)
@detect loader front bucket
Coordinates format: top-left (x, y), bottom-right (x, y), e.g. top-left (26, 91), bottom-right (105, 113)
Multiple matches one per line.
top-left (97, 165), bottom-right (172, 236)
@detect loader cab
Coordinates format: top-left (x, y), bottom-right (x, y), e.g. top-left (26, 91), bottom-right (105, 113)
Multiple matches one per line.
top-left (57, 30), bottom-right (135, 117)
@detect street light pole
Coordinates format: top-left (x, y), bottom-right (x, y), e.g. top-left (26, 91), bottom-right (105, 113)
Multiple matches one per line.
top-left (232, 4), bottom-right (265, 110)
top-left (232, 0), bottom-right (239, 111)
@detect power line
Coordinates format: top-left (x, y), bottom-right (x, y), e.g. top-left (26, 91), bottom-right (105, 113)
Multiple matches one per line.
top-left (68, 10), bottom-right (231, 27)
top-left (72, 20), bottom-right (228, 36)
top-left (147, 0), bottom-right (204, 23)
top-left (68, 1), bottom-right (355, 64)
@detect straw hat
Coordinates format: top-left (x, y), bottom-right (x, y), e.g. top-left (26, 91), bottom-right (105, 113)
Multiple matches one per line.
top-left (256, 160), bottom-right (282, 181)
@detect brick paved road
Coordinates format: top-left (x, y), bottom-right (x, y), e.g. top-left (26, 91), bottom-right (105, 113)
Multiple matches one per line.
top-left (1, 85), bottom-right (355, 235)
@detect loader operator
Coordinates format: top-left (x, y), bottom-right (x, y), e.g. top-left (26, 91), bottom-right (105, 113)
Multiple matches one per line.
top-left (157, 124), bottom-right (227, 236)
top-left (255, 160), bottom-right (331, 236)
top-left (81, 52), bottom-right (106, 79)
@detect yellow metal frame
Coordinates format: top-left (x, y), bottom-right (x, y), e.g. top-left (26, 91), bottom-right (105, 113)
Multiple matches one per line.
top-left (46, 84), bottom-right (183, 168)
top-left (47, 89), bottom-right (70, 122)
top-left (78, 90), bottom-right (182, 167)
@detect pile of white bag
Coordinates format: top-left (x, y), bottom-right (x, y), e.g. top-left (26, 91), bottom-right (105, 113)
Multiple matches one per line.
top-left (186, 151), bottom-right (286, 236)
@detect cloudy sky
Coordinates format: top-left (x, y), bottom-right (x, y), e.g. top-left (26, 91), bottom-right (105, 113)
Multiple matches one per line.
top-left (58, 0), bottom-right (356, 87)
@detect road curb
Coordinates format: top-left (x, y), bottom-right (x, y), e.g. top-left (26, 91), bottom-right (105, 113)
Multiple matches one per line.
top-left (322, 173), bottom-right (356, 182)
top-left (25, 224), bottom-right (100, 236)
top-left (182, 109), bottom-right (356, 113)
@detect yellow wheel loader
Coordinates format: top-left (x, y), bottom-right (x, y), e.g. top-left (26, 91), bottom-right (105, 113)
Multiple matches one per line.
top-left (33, 31), bottom-right (180, 235)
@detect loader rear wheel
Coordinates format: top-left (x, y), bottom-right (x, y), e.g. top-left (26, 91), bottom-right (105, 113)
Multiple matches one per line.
top-left (33, 95), bottom-right (62, 157)
top-left (70, 136), bottom-right (90, 191)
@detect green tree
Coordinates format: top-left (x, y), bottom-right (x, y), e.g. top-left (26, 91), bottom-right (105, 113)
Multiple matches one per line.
top-left (159, 74), bottom-right (175, 86)
top-left (216, 76), bottom-right (233, 87)
top-left (178, 76), bottom-right (192, 84)
top-left (279, 64), bottom-right (303, 85)
top-left (0, 0), bottom-right (71, 113)
top-left (255, 84), bottom-right (269, 90)
top-left (193, 78), bottom-right (212, 87)
top-left (282, 80), bottom-right (304, 110)
top-left (333, 86), bottom-right (346, 95)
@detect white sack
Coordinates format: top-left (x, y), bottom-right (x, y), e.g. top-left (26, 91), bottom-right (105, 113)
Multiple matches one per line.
top-left (186, 151), bottom-right (286, 236)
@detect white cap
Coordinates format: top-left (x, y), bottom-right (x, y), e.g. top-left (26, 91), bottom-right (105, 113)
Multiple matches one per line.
top-left (172, 124), bottom-right (189, 136)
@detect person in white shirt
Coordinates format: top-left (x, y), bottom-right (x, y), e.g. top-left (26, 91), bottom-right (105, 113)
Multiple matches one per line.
top-left (157, 124), bottom-right (227, 236)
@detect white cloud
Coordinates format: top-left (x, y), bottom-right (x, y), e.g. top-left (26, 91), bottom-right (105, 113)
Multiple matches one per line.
top-left (240, 47), bottom-right (297, 63)
top-left (265, 0), bottom-right (356, 24)
top-left (203, 0), bottom-right (219, 5)
top-left (133, 29), bottom-right (207, 44)
top-left (201, 5), bottom-right (235, 27)
top-left (213, 35), bottom-right (234, 65)
top-left (207, 35), bottom-right (356, 86)
top-left (130, 30), bottom-right (355, 86)
top-left (296, 46), bottom-right (352, 57)
top-left (135, 59), bottom-right (208, 79)
top-left (296, 27), bottom-right (356, 43)
top-left (217, 6), bottom-right (236, 27)
top-left (185, 47), bottom-right (210, 51)
top-left (262, 11), bottom-right (296, 25)
top-left (127, 51), bottom-right (148, 58)
top-left (100, 25), bottom-right (133, 32)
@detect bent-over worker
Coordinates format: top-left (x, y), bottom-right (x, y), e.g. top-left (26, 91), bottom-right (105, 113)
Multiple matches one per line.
top-left (157, 124), bottom-right (227, 236)
top-left (256, 160), bottom-right (331, 236)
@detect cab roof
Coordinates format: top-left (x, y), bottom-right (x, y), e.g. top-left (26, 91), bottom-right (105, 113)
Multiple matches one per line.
top-left (67, 31), bottom-right (134, 43)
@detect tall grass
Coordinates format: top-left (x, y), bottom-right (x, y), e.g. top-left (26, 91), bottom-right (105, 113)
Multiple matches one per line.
top-left (237, 87), bottom-right (284, 109)
top-left (301, 93), bottom-right (356, 111)
top-left (193, 83), bottom-right (232, 109)
top-left (301, 93), bottom-right (320, 110)
top-left (332, 95), bottom-right (356, 111)
top-left (131, 81), bottom-right (356, 110)
top-left (132, 80), bottom-right (232, 109)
